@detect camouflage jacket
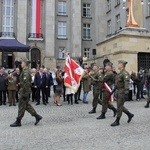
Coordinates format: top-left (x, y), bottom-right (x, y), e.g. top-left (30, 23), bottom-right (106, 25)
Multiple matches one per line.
top-left (115, 69), bottom-right (130, 94)
top-left (19, 67), bottom-right (32, 97)
top-left (102, 70), bottom-right (114, 89)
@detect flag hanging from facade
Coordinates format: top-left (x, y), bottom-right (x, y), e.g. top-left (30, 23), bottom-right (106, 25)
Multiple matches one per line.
top-left (64, 55), bottom-right (84, 92)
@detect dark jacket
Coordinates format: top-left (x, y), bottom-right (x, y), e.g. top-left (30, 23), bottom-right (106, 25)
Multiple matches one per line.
top-left (34, 72), bottom-right (48, 88)
top-left (0, 73), bottom-right (7, 91)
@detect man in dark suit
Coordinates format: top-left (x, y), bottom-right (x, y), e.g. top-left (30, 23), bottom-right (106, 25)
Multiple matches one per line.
top-left (0, 67), bottom-right (7, 105)
top-left (34, 67), bottom-right (48, 105)
top-left (43, 68), bottom-right (51, 104)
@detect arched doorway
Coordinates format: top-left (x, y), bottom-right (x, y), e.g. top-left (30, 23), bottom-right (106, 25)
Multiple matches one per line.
top-left (31, 48), bottom-right (41, 68)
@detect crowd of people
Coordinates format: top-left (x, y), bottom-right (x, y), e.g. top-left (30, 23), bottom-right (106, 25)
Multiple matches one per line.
top-left (0, 57), bottom-right (150, 127)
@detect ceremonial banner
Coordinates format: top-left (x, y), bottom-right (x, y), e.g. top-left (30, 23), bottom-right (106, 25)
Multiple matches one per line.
top-left (103, 82), bottom-right (114, 102)
top-left (64, 55), bottom-right (84, 92)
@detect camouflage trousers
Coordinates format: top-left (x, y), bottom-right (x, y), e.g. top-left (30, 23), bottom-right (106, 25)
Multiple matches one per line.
top-left (17, 95), bottom-right (37, 120)
top-left (116, 91), bottom-right (129, 118)
top-left (92, 91), bottom-right (102, 108)
top-left (101, 90), bottom-right (115, 113)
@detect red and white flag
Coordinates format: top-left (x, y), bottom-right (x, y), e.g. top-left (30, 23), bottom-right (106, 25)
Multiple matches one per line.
top-left (31, 0), bottom-right (41, 38)
top-left (64, 55), bottom-right (84, 92)
top-left (103, 83), bottom-right (114, 102)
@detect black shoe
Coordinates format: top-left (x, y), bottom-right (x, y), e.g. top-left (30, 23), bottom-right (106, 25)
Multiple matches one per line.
top-left (35, 115), bottom-right (42, 125)
top-left (43, 102), bottom-right (47, 105)
top-left (74, 101), bottom-right (79, 104)
top-left (9, 104), bottom-right (12, 107)
top-left (97, 113), bottom-right (105, 119)
top-left (141, 97), bottom-right (145, 99)
top-left (3, 103), bottom-right (6, 105)
top-left (144, 102), bottom-right (150, 108)
top-left (127, 113), bottom-right (134, 123)
top-left (13, 104), bottom-right (16, 106)
top-left (0, 103), bottom-right (2, 106)
top-left (89, 108), bottom-right (96, 114)
top-left (78, 99), bottom-right (82, 101)
top-left (111, 117), bottom-right (120, 127)
top-left (36, 102), bottom-right (40, 105)
top-left (10, 119), bottom-right (21, 127)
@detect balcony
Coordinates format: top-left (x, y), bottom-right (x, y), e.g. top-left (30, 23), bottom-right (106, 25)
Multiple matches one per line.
top-left (28, 33), bottom-right (44, 41)
top-left (0, 32), bottom-right (15, 39)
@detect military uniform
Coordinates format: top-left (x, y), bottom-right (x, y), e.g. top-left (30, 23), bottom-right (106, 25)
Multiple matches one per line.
top-left (97, 62), bottom-right (117, 119)
top-left (89, 70), bottom-right (102, 113)
top-left (111, 60), bottom-right (134, 127)
top-left (144, 70), bottom-right (150, 108)
top-left (10, 58), bottom-right (42, 127)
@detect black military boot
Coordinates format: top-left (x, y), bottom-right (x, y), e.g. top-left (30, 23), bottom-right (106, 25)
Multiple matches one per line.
top-left (126, 112), bottom-right (134, 123)
top-left (34, 114), bottom-right (42, 125)
top-left (111, 117), bottom-right (120, 127)
top-left (89, 107), bottom-right (96, 114)
top-left (111, 107), bottom-right (117, 117)
top-left (96, 112), bottom-right (106, 119)
top-left (10, 119), bottom-right (21, 127)
top-left (144, 102), bottom-right (150, 108)
top-left (74, 100), bottom-right (79, 104)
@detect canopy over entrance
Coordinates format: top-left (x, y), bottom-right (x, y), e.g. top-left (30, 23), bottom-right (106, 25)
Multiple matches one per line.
top-left (0, 39), bottom-right (30, 52)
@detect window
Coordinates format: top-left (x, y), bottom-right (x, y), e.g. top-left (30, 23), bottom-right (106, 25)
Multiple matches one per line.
top-left (84, 48), bottom-right (90, 58)
top-left (115, 0), bottom-right (120, 6)
top-left (116, 14), bottom-right (121, 31)
top-left (107, 0), bottom-right (111, 11)
top-left (83, 3), bottom-right (91, 17)
top-left (2, 0), bottom-right (14, 37)
top-left (58, 22), bottom-right (66, 38)
top-left (58, 1), bottom-right (66, 15)
top-left (59, 47), bottom-right (65, 59)
top-left (148, 0), bottom-right (150, 16)
top-left (83, 24), bottom-right (91, 39)
top-left (107, 20), bottom-right (111, 35)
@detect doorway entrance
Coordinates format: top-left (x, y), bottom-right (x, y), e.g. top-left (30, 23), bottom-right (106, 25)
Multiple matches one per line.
top-left (31, 48), bottom-right (41, 68)
top-left (2, 52), bottom-right (13, 68)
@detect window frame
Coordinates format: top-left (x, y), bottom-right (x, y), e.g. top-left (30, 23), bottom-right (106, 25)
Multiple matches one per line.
top-left (148, 0), bottom-right (150, 16)
top-left (107, 0), bottom-right (111, 12)
top-left (58, 21), bottom-right (67, 39)
top-left (83, 3), bottom-right (91, 17)
top-left (58, 47), bottom-right (65, 59)
top-left (107, 19), bottom-right (112, 35)
top-left (2, 0), bottom-right (14, 37)
top-left (58, 1), bottom-right (67, 15)
top-left (116, 14), bottom-right (121, 31)
top-left (84, 48), bottom-right (90, 59)
top-left (83, 23), bottom-right (91, 40)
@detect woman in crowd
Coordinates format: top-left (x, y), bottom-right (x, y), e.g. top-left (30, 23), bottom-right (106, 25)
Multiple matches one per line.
top-left (55, 70), bottom-right (63, 106)
top-left (31, 68), bottom-right (37, 102)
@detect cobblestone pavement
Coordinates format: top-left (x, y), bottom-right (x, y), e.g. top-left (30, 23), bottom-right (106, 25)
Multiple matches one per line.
top-left (0, 91), bottom-right (150, 150)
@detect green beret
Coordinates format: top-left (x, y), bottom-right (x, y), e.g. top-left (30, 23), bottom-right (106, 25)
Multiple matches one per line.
top-left (118, 60), bottom-right (128, 66)
top-left (105, 62), bottom-right (113, 67)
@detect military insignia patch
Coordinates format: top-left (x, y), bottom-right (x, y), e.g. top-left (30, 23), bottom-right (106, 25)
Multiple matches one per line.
top-left (24, 77), bottom-right (27, 80)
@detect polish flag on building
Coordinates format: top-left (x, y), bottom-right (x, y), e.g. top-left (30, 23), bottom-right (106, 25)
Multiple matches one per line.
top-left (64, 55), bottom-right (84, 92)
top-left (103, 82), bottom-right (114, 102)
top-left (31, 0), bottom-right (41, 38)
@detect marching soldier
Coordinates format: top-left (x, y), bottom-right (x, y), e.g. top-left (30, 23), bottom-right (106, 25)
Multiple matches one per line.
top-left (144, 69), bottom-right (150, 108)
top-left (10, 58), bottom-right (42, 127)
top-left (111, 60), bottom-right (134, 127)
top-left (97, 62), bottom-right (117, 119)
top-left (88, 65), bottom-right (102, 113)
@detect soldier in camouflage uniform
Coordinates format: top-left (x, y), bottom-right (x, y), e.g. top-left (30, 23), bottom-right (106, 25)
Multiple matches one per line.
top-left (10, 58), bottom-right (42, 127)
top-left (111, 60), bottom-right (134, 127)
top-left (96, 62), bottom-right (117, 119)
top-left (89, 65), bottom-right (102, 114)
top-left (144, 69), bottom-right (150, 108)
